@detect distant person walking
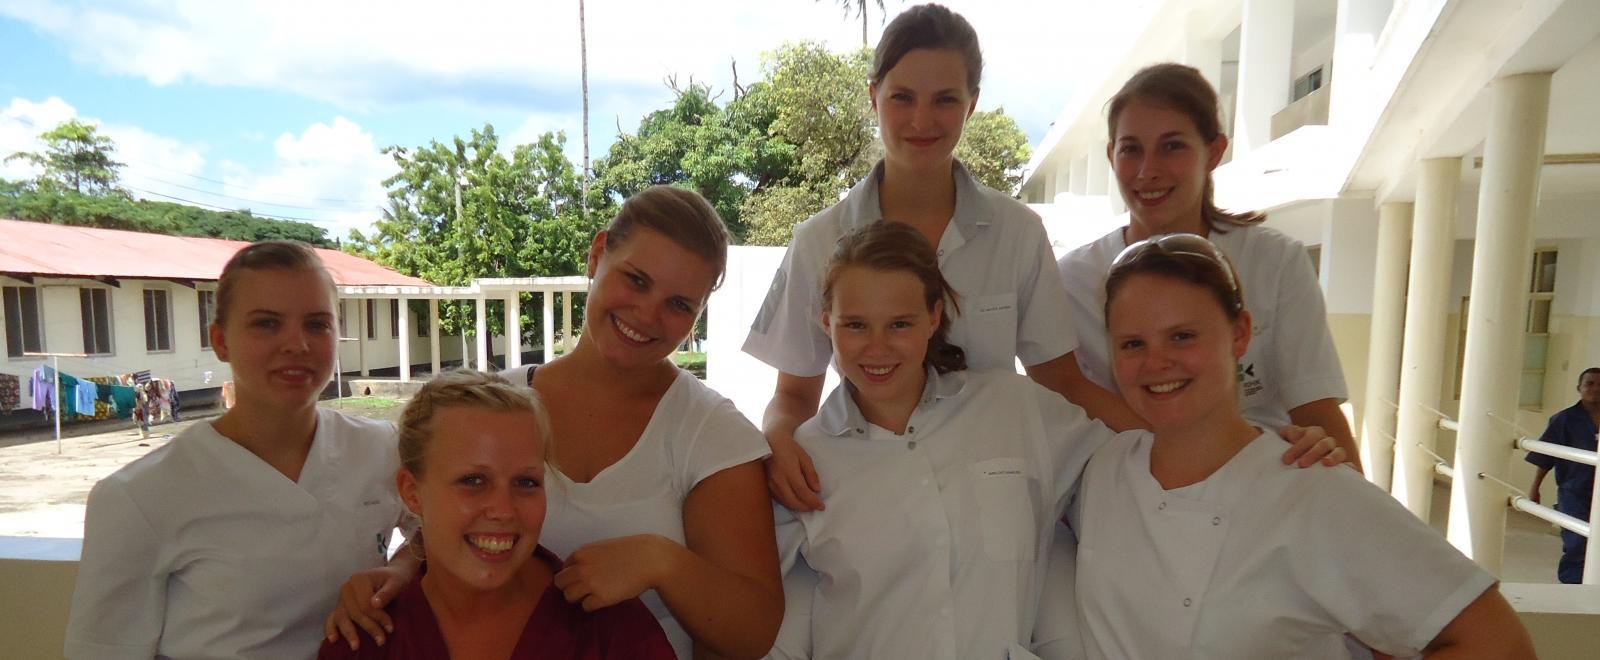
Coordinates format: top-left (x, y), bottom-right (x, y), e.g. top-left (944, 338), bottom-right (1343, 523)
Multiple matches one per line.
top-left (1528, 367), bottom-right (1600, 583)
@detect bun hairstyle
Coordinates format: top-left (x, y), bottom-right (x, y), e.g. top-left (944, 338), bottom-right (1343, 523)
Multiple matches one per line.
top-left (1106, 63), bottom-right (1265, 233)
top-left (214, 240), bottom-right (334, 326)
top-left (871, 3), bottom-right (983, 94)
top-left (1103, 234), bottom-right (1246, 324)
top-left (605, 185), bottom-right (731, 292)
top-left (398, 368), bottom-right (554, 477)
top-left (822, 221), bottom-right (967, 374)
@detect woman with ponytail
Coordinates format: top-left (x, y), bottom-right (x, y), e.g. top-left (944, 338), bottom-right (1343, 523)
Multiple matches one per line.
top-left (765, 220), bottom-right (1123, 658)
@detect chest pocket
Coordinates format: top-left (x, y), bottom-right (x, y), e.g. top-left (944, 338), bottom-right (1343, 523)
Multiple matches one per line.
top-left (972, 457), bottom-right (1036, 562)
top-left (953, 293), bottom-right (1019, 371)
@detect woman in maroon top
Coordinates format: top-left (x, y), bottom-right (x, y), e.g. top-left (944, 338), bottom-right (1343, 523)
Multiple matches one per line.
top-left (319, 369), bottom-right (673, 659)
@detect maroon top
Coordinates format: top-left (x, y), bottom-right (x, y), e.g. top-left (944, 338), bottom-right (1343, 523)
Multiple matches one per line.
top-left (319, 546), bottom-right (674, 660)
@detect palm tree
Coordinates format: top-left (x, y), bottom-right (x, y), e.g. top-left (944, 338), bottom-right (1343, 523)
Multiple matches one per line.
top-left (578, 0), bottom-right (591, 218)
top-left (818, 0), bottom-right (887, 47)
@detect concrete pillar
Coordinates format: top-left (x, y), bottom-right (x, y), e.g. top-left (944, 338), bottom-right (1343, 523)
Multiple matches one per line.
top-left (542, 291), bottom-right (556, 364)
top-left (398, 297), bottom-right (411, 382)
top-left (562, 291), bottom-right (574, 352)
top-left (1052, 162), bottom-right (1073, 204)
top-left (357, 298), bottom-right (369, 377)
top-left (1086, 153), bottom-right (1109, 213)
top-left (504, 293), bottom-right (522, 369)
top-left (1448, 73), bottom-right (1552, 571)
top-left (1182, 11), bottom-right (1223, 91)
top-left (474, 296), bottom-right (488, 372)
top-left (1234, 0), bottom-right (1294, 155)
top-left (1392, 158), bottom-right (1461, 519)
top-left (1070, 154), bottom-right (1089, 195)
top-left (428, 299), bottom-right (441, 377)
top-left (1361, 202), bottom-right (1412, 489)
top-left (1107, 172), bottom-right (1126, 215)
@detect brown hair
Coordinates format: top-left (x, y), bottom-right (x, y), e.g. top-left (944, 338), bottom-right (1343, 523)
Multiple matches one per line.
top-left (604, 185), bottom-right (731, 291)
top-left (398, 368), bottom-right (553, 477)
top-left (822, 221), bottom-right (966, 373)
top-left (215, 240), bottom-right (334, 325)
top-left (1106, 63), bottom-right (1265, 232)
top-left (871, 3), bottom-right (983, 93)
top-left (1104, 237), bottom-right (1246, 324)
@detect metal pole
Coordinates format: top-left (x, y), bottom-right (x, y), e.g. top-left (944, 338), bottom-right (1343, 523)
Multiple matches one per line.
top-left (1586, 431), bottom-right (1600, 585)
top-left (53, 355), bottom-right (61, 454)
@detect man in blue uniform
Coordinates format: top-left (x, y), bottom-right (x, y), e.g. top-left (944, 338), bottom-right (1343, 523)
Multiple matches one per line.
top-left (1528, 367), bottom-right (1600, 583)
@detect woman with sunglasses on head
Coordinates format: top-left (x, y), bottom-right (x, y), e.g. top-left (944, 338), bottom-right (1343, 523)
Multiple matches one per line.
top-left (746, 3), bottom-right (1144, 517)
top-left (1056, 62), bottom-right (1359, 466)
top-left (66, 241), bottom-right (414, 659)
top-left (330, 186), bottom-right (782, 659)
top-left (1064, 234), bottom-right (1533, 658)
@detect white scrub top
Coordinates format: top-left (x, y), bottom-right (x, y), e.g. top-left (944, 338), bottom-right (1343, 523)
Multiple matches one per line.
top-left (507, 365), bottom-right (771, 659)
top-left (1057, 224), bottom-right (1347, 429)
top-left (744, 160), bottom-right (1077, 375)
top-left (767, 368), bottom-right (1121, 660)
top-left (1073, 431), bottom-right (1495, 659)
top-left (65, 409), bottom-right (407, 660)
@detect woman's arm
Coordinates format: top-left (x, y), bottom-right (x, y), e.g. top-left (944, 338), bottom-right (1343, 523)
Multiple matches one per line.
top-left (64, 481), bottom-right (168, 660)
top-left (761, 372), bottom-right (827, 512)
top-left (1421, 586), bottom-right (1535, 658)
top-left (322, 541), bottom-right (422, 649)
top-left (1288, 398), bottom-right (1361, 472)
top-left (556, 462), bottom-right (783, 659)
top-left (1024, 352), bottom-right (1146, 432)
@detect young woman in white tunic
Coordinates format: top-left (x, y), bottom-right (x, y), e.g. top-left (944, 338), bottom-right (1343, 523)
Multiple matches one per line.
top-left (765, 220), bottom-right (1122, 660)
top-left (333, 186), bottom-right (781, 659)
top-left (65, 241), bottom-right (413, 659)
top-left (1055, 62), bottom-right (1358, 463)
top-left (745, 3), bottom-right (1145, 515)
top-left (1071, 234), bottom-right (1534, 658)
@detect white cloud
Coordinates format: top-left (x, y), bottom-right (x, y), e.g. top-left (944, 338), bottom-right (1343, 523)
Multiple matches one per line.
top-left (0, 97), bottom-right (78, 180)
top-left (0, 96), bottom-right (209, 198)
top-left (220, 117), bottom-right (395, 239)
top-left (0, 0), bottom-right (1152, 142)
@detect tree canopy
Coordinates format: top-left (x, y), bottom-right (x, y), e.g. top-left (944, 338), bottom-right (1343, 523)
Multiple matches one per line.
top-left (5, 118), bottom-right (123, 196)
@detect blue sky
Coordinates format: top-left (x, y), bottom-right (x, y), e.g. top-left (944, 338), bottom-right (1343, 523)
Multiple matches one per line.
top-left (0, 0), bottom-right (1145, 238)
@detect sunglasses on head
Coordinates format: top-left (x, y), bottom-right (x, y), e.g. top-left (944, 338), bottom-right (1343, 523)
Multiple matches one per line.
top-left (1110, 233), bottom-right (1241, 303)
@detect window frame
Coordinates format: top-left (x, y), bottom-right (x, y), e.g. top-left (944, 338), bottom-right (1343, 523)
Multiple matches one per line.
top-left (4, 285), bottom-right (45, 358)
top-left (197, 289), bottom-right (217, 350)
top-left (80, 287), bottom-right (114, 356)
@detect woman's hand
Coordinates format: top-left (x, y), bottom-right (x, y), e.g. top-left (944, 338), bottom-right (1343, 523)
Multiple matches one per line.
top-left (765, 429), bottom-right (825, 512)
top-left (1277, 424), bottom-right (1347, 468)
top-left (322, 564), bottom-right (411, 650)
top-left (555, 534), bottom-right (680, 612)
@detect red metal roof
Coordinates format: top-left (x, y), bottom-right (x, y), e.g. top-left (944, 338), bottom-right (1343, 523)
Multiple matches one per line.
top-left (0, 219), bottom-right (432, 287)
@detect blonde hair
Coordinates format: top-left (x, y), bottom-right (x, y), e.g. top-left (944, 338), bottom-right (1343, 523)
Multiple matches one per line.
top-left (398, 369), bottom-right (553, 476)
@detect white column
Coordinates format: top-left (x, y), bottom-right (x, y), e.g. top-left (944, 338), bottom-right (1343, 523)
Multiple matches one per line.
top-left (1070, 154), bottom-right (1089, 195)
top-left (1086, 152), bottom-right (1109, 213)
top-left (1233, 0), bottom-right (1294, 155)
top-left (398, 297), bottom-right (411, 382)
top-left (474, 296), bottom-right (488, 372)
top-left (1392, 158), bottom-right (1461, 519)
top-left (428, 299), bottom-right (441, 377)
top-left (1448, 73), bottom-right (1552, 571)
top-left (504, 293), bottom-right (522, 369)
top-left (357, 298), bottom-right (369, 377)
top-left (1182, 11), bottom-right (1223, 91)
top-left (1107, 171), bottom-right (1126, 215)
top-left (542, 291), bottom-right (555, 364)
top-left (1361, 202), bottom-right (1412, 489)
top-left (562, 291), bottom-right (575, 352)
top-left (1052, 162), bottom-right (1073, 203)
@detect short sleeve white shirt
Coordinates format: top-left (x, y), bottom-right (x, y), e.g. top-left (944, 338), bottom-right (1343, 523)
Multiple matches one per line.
top-left (767, 368), bottom-right (1121, 660)
top-left (1057, 225), bottom-right (1347, 429)
top-left (65, 409), bottom-right (406, 660)
top-left (1073, 431), bottom-right (1496, 658)
top-left (520, 367), bottom-right (771, 659)
top-left (743, 160), bottom-right (1077, 375)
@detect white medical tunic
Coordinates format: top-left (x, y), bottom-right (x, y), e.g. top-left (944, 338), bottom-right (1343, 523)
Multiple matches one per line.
top-left (767, 369), bottom-right (1121, 660)
top-left (507, 366), bottom-right (771, 659)
top-left (1057, 224), bottom-right (1346, 429)
top-left (65, 409), bottom-right (407, 660)
top-left (1074, 431), bottom-right (1496, 659)
top-left (744, 160), bottom-right (1077, 375)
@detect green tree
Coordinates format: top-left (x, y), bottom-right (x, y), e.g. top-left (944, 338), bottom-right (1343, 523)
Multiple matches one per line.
top-left (5, 119), bottom-right (125, 196)
top-left (955, 109), bottom-right (1032, 194)
top-left (348, 124), bottom-right (605, 346)
top-left (0, 176), bottom-right (333, 244)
